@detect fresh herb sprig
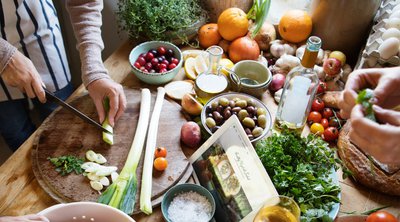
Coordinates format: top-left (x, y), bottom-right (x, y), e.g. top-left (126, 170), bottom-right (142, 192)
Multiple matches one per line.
top-left (48, 155), bottom-right (84, 176)
top-left (117, 0), bottom-right (205, 41)
top-left (356, 88), bottom-right (376, 122)
top-left (255, 130), bottom-right (341, 222)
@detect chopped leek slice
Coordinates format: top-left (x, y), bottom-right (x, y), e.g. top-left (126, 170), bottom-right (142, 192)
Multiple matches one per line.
top-left (102, 98), bottom-right (114, 145)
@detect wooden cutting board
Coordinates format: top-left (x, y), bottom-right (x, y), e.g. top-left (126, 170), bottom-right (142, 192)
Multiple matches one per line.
top-left (32, 88), bottom-right (192, 214)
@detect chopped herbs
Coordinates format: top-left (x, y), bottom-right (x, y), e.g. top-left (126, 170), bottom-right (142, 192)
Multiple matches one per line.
top-left (255, 130), bottom-right (341, 222)
top-left (356, 88), bottom-right (376, 122)
top-left (48, 155), bottom-right (84, 176)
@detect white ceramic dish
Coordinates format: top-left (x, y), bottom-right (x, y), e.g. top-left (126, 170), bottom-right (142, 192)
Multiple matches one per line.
top-left (38, 202), bottom-right (135, 222)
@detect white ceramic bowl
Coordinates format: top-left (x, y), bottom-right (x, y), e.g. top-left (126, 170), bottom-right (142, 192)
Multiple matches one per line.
top-left (38, 202), bottom-right (135, 222)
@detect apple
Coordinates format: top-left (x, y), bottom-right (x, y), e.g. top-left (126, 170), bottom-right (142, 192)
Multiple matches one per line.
top-left (329, 51), bottom-right (346, 66)
top-left (323, 58), bottom-right (341, 76)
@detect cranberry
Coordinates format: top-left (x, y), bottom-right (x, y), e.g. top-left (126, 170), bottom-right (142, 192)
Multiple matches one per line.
top-left (149, 49), bottom-right (158, 57)
top-left (170, 57), bottom-right (179, 65)
top-left (158, 63), bottom-right (167, 70)
top-left (144, 62), bottom-right (152, 70)
top-left (145, 52), bottom-right (154, 61)
top-left (157, 46), bottom-right (166, 55)
top-left (159, 68), bottom-right (168, 73)
top-left (151, 58), bottom-right (159, 67)
top-left (168, 63), bottom-right (177, 70)
top-left (166, 49), bottom-right (174, 57)
top-left (149, 69), bottom-right (156, 73)
top-left (161, 60), bottom-right (169, 66)
top-left (134, 62), bottom-right (141, 69)
top-left (158, 57), bottom-right (164, 63)
top-left (139, 66), bottom-right (148, 72)
top-left (139, 53), bottom-right (146, 58)
top-left (136, 57), bottom-right (146, 66)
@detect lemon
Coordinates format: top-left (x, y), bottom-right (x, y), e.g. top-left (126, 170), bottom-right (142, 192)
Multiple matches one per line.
top-left (182, 49), bottom-right (205, 61)
top-left (184, 57), bottom-right (197, 80)
top-left (219, 58), bottom-right (234, 76)
top-left (194, 53), bottom-right (209, 75)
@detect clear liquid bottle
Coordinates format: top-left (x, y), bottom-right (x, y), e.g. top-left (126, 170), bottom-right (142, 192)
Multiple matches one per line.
top-left (273, 36), bottom-right (322, 133)
top-left (194, 46), bottom-right (228, 104)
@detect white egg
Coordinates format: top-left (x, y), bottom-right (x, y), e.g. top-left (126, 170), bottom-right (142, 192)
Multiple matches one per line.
top-left (385, 18), bottom-right (400, 29)
top-left (378, 37), bottom-right (400, 60)
top-left (382, 28), bottom-right (400, 40)
top-left (389, 10), bottom-right (400, 19)
top-left (393, 4), bottom-right (400, 13)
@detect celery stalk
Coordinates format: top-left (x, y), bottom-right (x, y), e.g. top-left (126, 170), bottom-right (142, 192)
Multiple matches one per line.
top-left (140, 87), bottom-right (165, 215)
top-left (98, 89), bottom-right (152, 214)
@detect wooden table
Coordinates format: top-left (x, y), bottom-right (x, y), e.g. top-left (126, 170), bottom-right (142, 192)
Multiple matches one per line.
top-left (0, 41), bottom-right (399, 220)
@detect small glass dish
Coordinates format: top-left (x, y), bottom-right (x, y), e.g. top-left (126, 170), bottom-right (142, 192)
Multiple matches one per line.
top-left (253, 195), bottom-right (301, 222)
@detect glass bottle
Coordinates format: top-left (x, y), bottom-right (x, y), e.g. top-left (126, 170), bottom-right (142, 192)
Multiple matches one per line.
top-left (273, 36), bottom-right (322, 133)
top-left (194, 46), bottom-right (228, 104)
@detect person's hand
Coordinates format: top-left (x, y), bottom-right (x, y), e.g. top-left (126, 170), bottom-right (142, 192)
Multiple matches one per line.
top-left (349, 104), bottom-right (400, 165)
top-left (87, 78), bottom-right (126, 127)
top-left (0, 214), bottom-right (49, 222)
top-left (339, 67), bottom-right (400, 119)
top-left (1, 50), bottom-right (46, 103)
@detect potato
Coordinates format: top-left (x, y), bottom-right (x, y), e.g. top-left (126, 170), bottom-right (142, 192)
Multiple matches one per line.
top-left (180, 121), bottom-right (201, 148)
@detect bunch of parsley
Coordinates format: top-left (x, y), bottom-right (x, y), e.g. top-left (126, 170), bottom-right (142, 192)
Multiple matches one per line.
top-left (117, 0), bottom-right (205, 41)
top-left (255, 130), bottom-right (341, 222)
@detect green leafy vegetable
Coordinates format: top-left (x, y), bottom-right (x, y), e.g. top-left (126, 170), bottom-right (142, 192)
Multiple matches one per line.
top-left (356, 88), bottom-right (376, 122)
top-left (48, 155), bottom-right (84, 176)
top-left (117, 0), bottom-right (206, 41)
top-left (255, 130), bottom-right (341, 222)
top-left (247, 0), bottom-right (271, 38)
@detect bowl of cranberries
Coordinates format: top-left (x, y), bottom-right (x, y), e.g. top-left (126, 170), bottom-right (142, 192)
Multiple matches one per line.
top-left (129, 41), bottom-right (182, 85)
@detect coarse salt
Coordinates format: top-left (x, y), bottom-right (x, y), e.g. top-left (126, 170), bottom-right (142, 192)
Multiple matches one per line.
top-left (167, 191), bottom-right (212, 222)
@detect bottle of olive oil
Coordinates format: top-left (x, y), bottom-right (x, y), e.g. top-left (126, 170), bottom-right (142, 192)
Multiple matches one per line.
top-left (273, 36), bottom-right (321, 133)
top-left (194, 46), bottom-right (228, 104)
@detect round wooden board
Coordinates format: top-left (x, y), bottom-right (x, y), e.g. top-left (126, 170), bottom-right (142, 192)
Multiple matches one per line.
top-left (32, 88), bottom-right (192, 214)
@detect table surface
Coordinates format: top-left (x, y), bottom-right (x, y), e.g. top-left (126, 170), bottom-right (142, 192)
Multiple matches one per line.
top-left (0, 41), bottom-right (399, 220)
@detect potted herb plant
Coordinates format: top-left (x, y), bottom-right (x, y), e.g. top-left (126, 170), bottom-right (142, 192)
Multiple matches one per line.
top-left (117, 0), bottom-right (207, 44)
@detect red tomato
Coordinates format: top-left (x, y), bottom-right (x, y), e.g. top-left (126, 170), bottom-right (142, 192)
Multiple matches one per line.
top-left (322, 107), bottom-right (334, 119)
top-left (321, 118), bottom-right (329, 129)
top-left (317, 82), bottom-right (327, 94)
top-left (366, 211), bottom-right (398, 222)
top-left (307, 111), bottom-right (322, 124)
top-left (322, 127), bottom-right (339, 142)
top-left (154, 147), bottom-right (167, 158)
top-left (329, 117), bottom-right (341, 128)
top-left (311, 98), bottom-right (325, 112)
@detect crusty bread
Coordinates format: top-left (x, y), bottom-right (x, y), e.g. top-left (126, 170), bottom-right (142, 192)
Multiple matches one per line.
top-left (337, 122), bottom-right (400, 196)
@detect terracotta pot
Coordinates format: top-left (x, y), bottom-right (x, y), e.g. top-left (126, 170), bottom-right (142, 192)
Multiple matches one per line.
top-left (201, 0), bottom-right (253, 23)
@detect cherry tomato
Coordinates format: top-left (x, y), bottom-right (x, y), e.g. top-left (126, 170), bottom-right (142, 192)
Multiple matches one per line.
top-left (307, 111), bottom-right (322, 124)
top-left (322, 127), bottom-right (339, 142)
top-left (154, 147), bottom-right (167, 158)
top-left (311, 98), bottom-right (325, 112)
top-left (328, 117), bottom-right (341, 128)
top-left (321, 118), bottom-right (329, 129)
top-left (154, 157), bottom-right (168, 171)
top-left (157, 46), bottom-right (166, 55)
top-left (322, 107), bottom-right (334, 119)
top-left (310, 123), bottom-right (324, 135)
top-left (366, 211), bottom-right (398, 222)
top-left (317, 81), bottom-right (327, 94)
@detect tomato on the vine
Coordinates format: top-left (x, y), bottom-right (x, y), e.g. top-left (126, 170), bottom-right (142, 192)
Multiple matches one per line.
top-left (366, 211), bottom-right (398, 222)
top-left (154, 157), bottom-right (168, 171)
top-left (311, 98), bottom-right (325, 112)
top-left (321, 118), bottom-right (329, 129)
top-left (329, 118), bottom-right (341, 128)
top-left (154, 147), bottom-right (167, 158)
top-left (322, 107), bottom-right (334, 119)
top-left (307, 111), bottom-right (322, 124)
top-left (322, 127), bottom-right (339, 142)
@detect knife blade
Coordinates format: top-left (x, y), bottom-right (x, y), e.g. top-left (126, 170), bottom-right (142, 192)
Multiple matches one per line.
top-left (44, 88), bottom-right (113, 134)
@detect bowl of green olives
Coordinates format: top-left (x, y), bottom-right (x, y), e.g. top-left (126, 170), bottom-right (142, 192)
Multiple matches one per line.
top-left (201, 92), bottom-right (272, 142)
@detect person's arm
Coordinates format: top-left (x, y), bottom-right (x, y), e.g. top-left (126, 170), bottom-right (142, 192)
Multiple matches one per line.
top-left (0, 38), bottom-right (46, 102)
top-left (65, 0), bottom-right (126, 126)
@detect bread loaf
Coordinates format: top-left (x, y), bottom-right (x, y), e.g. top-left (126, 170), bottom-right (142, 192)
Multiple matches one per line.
top-left (337, 122), bottom-right (400, 196)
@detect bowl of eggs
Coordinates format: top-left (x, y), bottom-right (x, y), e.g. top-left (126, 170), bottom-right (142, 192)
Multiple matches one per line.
top-left (129, 41), bottom-right (183, 85)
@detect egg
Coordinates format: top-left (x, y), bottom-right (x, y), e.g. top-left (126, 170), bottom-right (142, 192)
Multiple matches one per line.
top-left (382, 28), bottom-right (400, 40)
top-left (385, 18), bottom-right (400, 29)
top-left (393, 4), bottom-right (400, 13)
top-left (378, 37), bottom-right (400, 60)
top-left (389, 10), bottom-right (400, 19)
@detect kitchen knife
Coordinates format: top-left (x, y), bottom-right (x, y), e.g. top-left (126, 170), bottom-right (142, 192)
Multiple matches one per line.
top-left (44, 88), bottom-right (112, 134)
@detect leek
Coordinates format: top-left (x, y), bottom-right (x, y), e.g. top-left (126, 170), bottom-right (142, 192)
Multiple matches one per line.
top-left (102, 98), bottom-right (114, 145)
top-left (98, 89), bottom-right (152, 214)
top-left (140, 87), bottom-right (165, 215)
top-left (247, 0), bottom-right (271, 38)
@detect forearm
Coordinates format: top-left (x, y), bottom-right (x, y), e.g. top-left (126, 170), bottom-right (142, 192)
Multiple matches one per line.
top-left (65, 0), bottom-right (110, 87)
top-left (0, 38), bottom-right (17, 75)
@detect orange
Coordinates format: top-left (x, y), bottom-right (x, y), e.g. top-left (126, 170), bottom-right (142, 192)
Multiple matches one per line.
top-left (228, 36), bottom-right (260, 63)
top-left (217, 8), bottom-right (249, 41)
top-left (278, 10), bottom-right (312, 43)
top-left (198, 23), bottom-right (222, 49)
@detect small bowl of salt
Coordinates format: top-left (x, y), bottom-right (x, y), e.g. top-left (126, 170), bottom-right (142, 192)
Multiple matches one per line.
top-left (161, 183), bottom-right (216, 222)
